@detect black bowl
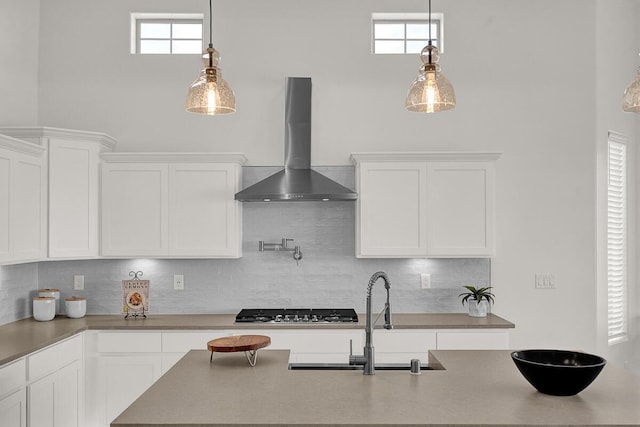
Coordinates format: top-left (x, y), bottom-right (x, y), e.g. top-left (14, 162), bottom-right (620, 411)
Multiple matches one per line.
top-left (511, 350), bottom-right (606, 396)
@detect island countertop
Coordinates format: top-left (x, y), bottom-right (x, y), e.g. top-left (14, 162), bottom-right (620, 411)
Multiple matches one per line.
top-left (0, 313), bottom-right (513, 366)
top-left (111, 349), bottom-right (640, 427)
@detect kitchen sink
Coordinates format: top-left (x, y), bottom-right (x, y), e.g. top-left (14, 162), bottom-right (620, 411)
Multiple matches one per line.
top-left (288, 362), bottom-right (437, 371)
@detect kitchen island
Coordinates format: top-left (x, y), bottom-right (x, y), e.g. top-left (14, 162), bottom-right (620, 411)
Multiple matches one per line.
top-left (111, 348), bottom-right (640, 427)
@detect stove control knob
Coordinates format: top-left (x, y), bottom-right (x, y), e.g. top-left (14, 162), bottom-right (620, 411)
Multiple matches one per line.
top-left (311, 315), bottom-right (319, 322)
top-left (293, 314), bottom-right (300, 322)
top-left (275, 314), bottom-right (283, 322)
top-left (303, 314), bottom-right (309, 322)
top-left (284, 314), bottom-right (290, 322)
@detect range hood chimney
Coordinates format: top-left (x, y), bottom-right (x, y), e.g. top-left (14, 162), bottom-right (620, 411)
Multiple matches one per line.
top-left (234, 77), bottom-right (357, 202)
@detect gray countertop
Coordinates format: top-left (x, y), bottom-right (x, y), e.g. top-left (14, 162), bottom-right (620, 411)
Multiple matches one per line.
top-left (111, 349), bottom-right (640, 427)
top-left (0, 313), bottom-right (514, 366)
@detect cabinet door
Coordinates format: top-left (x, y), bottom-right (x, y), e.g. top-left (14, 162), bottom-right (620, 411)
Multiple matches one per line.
top-left (99, 356), bottom-right (162, 426)
top-left (12, 152), bottom-right (46, 262)
top-left (0, 149), bottom-right (10, 261)
top-left (56, 361), bottom-right (81, 427)
top-left (28, 372), bottom-right (56, 427)
top-left (370, 330), bottom-right (437, 363)
top-left (0, 389), bottom-right (26, 427)
top-left (168, 163), bottom-right (241, 257)
top-left (356, 162), bottom-right (427, 257)
top-left (426, 162), bottom-right (495, 257)
top-left (101, 163), bottom-right (169, 256)
top-left (48, 139), bottom-right (100, 258)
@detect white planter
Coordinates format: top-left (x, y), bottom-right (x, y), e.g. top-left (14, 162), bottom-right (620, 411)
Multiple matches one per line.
top-left (468, 300), bottom-right (489, 317)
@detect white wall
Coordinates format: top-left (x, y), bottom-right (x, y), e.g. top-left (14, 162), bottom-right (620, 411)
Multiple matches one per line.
top-left (10, 0), bottom-right (639, 358)
top-left (0, 0), bottom-right (39, 125)
top-left (595, 0), bottom-right (640, 370)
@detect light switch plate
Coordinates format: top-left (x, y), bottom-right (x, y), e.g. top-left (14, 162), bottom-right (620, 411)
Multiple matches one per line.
top-left (420, 273), bottom-right (431, 289)
top-left (535, 273), bottom-right (556, 289)
top-left (73, 275), bottom-right (84, 290)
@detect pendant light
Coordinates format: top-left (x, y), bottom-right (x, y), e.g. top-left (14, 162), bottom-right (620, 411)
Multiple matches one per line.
top-left (185, 0), bottom-right (236, 115)
top-left (406, 0), bottom-right (456, 113)
top-left (623, 54), bottom-right (640, 113)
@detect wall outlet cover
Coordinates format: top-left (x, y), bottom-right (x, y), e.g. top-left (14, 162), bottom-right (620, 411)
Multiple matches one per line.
top-left (174, 274), bottom-right (184, 290)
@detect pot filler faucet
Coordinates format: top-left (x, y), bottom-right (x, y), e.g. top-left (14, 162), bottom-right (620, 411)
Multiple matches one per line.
top-left (259, 238), bottom-right (303, 265)
top-left (349, 271), bottom-right (393, 375)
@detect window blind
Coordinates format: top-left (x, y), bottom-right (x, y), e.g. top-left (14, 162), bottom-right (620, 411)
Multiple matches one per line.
top-left (607, 133), bottom-right (627, 344)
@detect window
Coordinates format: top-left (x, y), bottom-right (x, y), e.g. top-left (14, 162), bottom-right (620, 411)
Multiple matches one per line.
top-left (372, 13), bottom-right (444, 54)
top-left (131, 13), bottom-right (203, 54)
top-left (607, 131), bottom-right (628, 345)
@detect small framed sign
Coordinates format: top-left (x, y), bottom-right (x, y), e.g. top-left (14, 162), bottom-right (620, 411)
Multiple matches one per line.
top-left (122, 271), bottom-right (149, 319)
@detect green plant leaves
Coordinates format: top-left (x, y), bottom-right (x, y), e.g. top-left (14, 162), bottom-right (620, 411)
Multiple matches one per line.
top-left (458, 286), bottom-right (495, 306)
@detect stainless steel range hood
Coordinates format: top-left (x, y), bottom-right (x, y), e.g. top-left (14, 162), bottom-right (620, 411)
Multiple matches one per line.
top-left (234, 77), bottom-right (357, 202)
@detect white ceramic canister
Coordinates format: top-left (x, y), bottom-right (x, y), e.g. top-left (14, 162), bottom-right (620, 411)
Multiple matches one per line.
top-left (38, 288), bottom-right (61, 315)
top-left (64, 297), bottom-right (86, 319)
top-left (33, 296), bottom-right (56, 321)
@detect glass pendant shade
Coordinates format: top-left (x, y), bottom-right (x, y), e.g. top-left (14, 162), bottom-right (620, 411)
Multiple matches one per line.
top-left (406, 43), bottom-right (456, 113)
top-left (186, 47), bottom-right (236, 115)
top-left (623, 67), bottom-right (640, 113)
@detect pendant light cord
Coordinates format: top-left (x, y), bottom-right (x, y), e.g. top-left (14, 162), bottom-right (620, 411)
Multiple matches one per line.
top-left (208, 0), bottom-right (213, 48)
top-left (428, 0), bottom-right (432, 42)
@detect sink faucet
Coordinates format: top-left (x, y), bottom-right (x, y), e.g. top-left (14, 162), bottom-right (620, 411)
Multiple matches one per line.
top-left (349, 271), bottom-right (393, 375)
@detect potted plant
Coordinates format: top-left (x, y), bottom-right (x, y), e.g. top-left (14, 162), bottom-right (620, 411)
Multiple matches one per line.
top-left (458, 286), bottom-right (495, 317)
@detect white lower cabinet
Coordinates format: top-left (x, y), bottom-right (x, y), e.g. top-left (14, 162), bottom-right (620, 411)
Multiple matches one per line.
top-left (0, 389), bottom-right (27, 427)
top-left (28, 373), bottom-right (55, 427)
top-left (85, 331), bottom-right (163, 427)
top-left (23, 334), bottom-right (83, 427)
top-left (370, 330), bottom-right (437, 364)
top-left (81, 327), bottom-right (509, 427)
top-left (265, 330), bottom-right (363, 363)
top-left (436, 330), bottom-right (510, 350)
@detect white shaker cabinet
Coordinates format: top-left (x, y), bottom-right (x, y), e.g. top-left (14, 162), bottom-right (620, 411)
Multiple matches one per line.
top-left (27, 334), bottom-right (84, 427)
top-left (101, 153), bottom-right (246, 258)
top-left (0, 359), bottom-right (27, 427)
top-left (84, 332), bottom-right (163, 427)
top-left (351, 153), bottom-right (500, 258)
top-left (0, 135), bottom-right (46, 264)
top-left (0, 127), bottom-right (117, 259)
top-left (426, 161), bottom-right (496, 257)
top-left (354, 161), bottom-right (428, 257)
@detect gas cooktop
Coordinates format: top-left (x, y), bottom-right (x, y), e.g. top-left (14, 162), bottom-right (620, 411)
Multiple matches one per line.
top-left (235, 308), bottom-right (358, 324)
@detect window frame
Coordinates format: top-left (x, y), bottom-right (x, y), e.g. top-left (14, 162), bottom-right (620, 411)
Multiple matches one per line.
top-left (371, 12), bottom-right (444, 55)
top-left (606, 131), bottom-right (630, 345)
top-left (130, 13), bottom-right (204, 55)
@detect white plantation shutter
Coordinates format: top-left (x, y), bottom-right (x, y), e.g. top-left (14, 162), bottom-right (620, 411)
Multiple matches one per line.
top-left (607, 132), bottom-right (628, 344)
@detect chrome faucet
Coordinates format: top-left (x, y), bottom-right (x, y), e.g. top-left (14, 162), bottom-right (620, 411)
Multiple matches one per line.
top-left (259, 238), bottom-right (303, 265)
top-left (349, 271), bottom-right (393, 375)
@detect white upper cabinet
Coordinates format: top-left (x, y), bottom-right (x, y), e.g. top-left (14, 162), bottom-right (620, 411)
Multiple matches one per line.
top-left (0, 135), bottom-right (46, 264)
top-left (0, 127), bottom-right (117, 260)
top-left (355, 161), bottom-right (427, 257)
top-left (101, 153), bottom-right (246, 258)
top-left (351, 153), bottom-right (500, 258)
top-left (426, 161), bottom-right (495, 257)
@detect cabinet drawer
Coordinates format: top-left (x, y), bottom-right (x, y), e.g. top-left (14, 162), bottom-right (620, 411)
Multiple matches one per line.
top-left (373, 330), bottom-right (437, 353)
top-left (0, 359), bottom-right (26, 398)
top-left (436, 331), bottom-right (509, 350)
top-left (162, 332), bottom-right (228, 353)
top-left (27, 345), bottom-right (58, 381)
top-left (58, 335), bottom-right (83, 367)
top-left (97, 332), bottom-right (162, 353)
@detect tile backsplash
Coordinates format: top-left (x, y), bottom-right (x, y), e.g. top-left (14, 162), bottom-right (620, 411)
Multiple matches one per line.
top-left (0, 167), bottom-right (490, 324)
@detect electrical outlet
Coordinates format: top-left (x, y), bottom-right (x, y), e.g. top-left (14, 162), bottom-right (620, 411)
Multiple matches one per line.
top-left (420, 273), bottom-right (431, 289)
top-left (534, 273), bottom-right (556, 289)
top-left (174, 274), bottom-right (184, 290)
top-left (73, 275), bottom-right (84, 290)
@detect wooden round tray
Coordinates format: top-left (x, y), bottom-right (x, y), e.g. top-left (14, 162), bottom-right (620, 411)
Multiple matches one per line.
top-left (207, 335), bottom-right (271, 366)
